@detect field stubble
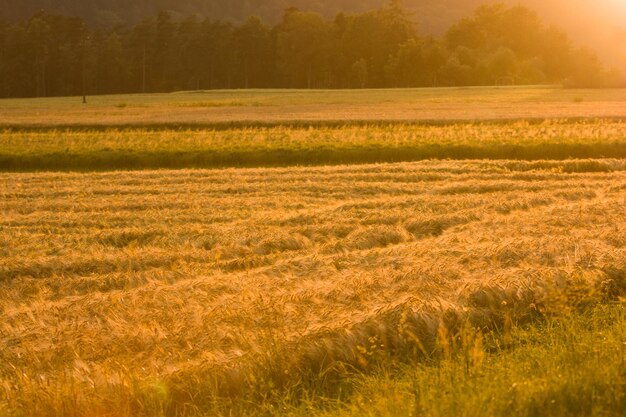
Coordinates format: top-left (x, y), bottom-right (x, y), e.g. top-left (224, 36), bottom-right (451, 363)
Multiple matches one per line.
top-left (1, 160), bottom-right (626, 416)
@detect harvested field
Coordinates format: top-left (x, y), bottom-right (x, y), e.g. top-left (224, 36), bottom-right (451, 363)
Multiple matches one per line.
top-left (2, 159), bottom-right (625, 415)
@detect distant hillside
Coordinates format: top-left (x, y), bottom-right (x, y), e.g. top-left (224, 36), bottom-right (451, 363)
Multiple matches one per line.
top-left (0, 0), bottom-right (490, 33)
top-left (1, 0), bottom-right (623, 31)
top-left (0, 0), bottom-right (385, 26)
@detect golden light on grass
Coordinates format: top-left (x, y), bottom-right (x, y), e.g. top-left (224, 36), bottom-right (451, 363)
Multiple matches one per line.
top-left (1, 159), bottom-right (625, 416)
top-left (1, 119), bottom-right (626, 171)
top-left (1, 86), bottom-right (625, 416)
top-left (0, 87), bottom-right (625, 127)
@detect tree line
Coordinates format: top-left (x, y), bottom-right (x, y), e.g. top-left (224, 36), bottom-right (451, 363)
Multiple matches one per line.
top-left (0, 1), bottom-right (620, 98)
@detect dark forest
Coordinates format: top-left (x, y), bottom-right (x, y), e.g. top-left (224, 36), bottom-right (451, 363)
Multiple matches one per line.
top-left (0, 1), bottom-right (619, 98)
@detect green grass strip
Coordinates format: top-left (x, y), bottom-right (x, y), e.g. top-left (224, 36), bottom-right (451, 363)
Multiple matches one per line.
top-left (324, 304), bottom-right (626, 417)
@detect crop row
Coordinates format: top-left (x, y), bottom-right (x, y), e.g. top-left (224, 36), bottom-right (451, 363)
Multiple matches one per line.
top-left (1, 120), bottom-right (625, 171)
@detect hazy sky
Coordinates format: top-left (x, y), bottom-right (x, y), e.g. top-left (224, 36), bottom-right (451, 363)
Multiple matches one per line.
top-left (526, 0), bottom-right (626, 67)
top-left (405, 0), bottom-right (626, 67)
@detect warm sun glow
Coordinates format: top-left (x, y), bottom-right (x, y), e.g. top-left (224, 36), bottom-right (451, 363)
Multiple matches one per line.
top-left (606, 0), bottom-right (626, 13)
top-left (524, 0), bottom-right (626, 66)
top-left (596, 0), bottom-right (626, 21)
top-left (2, 0), bottom-right (626, 416)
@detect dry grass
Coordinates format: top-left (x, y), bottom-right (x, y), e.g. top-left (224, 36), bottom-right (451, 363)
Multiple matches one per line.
top-left (2, 119), bottom-right (626, 171)
top-left (2, 159), bottom-right (626, 415)
top-left (0, 87), bottom-right (625, 127)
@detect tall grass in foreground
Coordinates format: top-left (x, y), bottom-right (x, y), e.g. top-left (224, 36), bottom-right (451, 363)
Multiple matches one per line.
top-left (7, 284), bottom-right (622, 417)
top-left (170, 273), bottom-right (626, 417)
top-left (306, 303), bottom-right (626, 417)
top-left (1, 161), bottom-right (625, 416)
top-left (1, 120), bottom-right (626, 171)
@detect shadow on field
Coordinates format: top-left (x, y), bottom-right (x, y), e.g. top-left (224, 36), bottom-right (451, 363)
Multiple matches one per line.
top-left (2, 143), bottom-right (626, 172)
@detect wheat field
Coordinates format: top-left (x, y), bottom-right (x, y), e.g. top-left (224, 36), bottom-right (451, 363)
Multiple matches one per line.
top-left (2, 120), bottom-right (626, 171)
top-left (1, 87), bottom-right (626, 416)
top-left (2, 159), bottom-right (625, 416)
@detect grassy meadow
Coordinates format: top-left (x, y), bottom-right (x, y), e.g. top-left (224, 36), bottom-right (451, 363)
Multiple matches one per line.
top-left (1, 87), bottom-right (626, 416)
